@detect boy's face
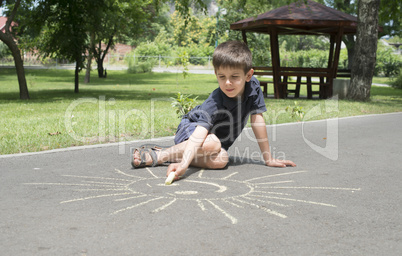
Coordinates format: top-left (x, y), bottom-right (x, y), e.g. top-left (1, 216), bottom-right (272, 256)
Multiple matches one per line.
top-left (215, 66), bottom-right (254, 99)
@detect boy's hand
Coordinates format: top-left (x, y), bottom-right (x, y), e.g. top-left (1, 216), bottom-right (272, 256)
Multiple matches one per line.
top-left (166, 163), bottom-right (186, 181)
top-left (265, 159), bottom-right (296, 168)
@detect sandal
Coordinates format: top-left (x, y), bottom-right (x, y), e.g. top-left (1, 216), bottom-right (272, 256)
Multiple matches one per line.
top-left (130, 145), bottom-right (166, 169)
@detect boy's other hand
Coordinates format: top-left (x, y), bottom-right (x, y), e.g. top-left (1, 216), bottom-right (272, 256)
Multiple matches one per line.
top-left (266, 159), bottom-right (296, 168)
top-left (166, 163), bottom-right (186, 180)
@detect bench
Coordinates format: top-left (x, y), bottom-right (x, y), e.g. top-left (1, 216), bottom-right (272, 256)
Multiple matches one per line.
top-left (252, 66), bottom-right (274, 97)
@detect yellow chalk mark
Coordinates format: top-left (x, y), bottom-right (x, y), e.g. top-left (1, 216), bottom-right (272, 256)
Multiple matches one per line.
top-left (206, 200), bottom-right (238, 224)
top-left (114, 168), bottom-right (144, 179)
top-left (185, 180), bottom-right (227, 193)
top-left (24, 183), bottom-right (123, 188)
top-left (222, 172), bottom-right (238, 180)
top-left (112, 197), bottom-right (164, 215)
top-left (85, 181), bottom-right (128, 186)
top-left (146, 167), bottom-right (158, 178)
top-left (62, 174), bottom-right (133, 182)
top-left (114, 194), bottom-right (146, 202)
top-left (197, 199), bottom-right (206, 211)
top-left (198, 169), bottom-right (205, 178)
top-left (232, 197), bottom-right (287, 219)
top-left (60, 192), bottom-right (133, 204)
top-left (254, 180), bottom-right (294, 185)
top-left (264, 186), bottom-right (361, 191)
top-left (221, 199), bottom-right (243, 208)
top-left (252, 190), bottom-right (291, 196)
top-left (251, 194), bottom-right (337, 207)
top-left (152, 198), bottom-right (177, 213)
top-left (245, 170), bottom-right (308, 182)
top-left (242, 196), bottom-right (289, 207)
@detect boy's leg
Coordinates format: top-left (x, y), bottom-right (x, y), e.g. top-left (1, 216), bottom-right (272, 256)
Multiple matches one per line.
top-left (132, 134), bottom-right (229, 169)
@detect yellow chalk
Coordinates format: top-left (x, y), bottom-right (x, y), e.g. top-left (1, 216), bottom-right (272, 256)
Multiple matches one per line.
top-left (165, 172), bottom-right (176, 185)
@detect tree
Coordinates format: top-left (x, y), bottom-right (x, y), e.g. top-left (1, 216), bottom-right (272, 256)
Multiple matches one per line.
top-left (35, 0), bottom-right (99, 93)
top-left (347, 0), bottom-right (381, 101)
top-left (0, 0), bottom-right (30, 99)
top-left (326, 0), bottom-right (401, 69)
top-left (89, 0), bottom-right (153, 78)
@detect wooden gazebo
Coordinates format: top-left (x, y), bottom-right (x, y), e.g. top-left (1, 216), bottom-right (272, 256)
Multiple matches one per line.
top-left (230, 0), bottom-right (357, 99)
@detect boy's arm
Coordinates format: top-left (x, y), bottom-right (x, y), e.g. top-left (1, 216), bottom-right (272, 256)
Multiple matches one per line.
top-left (250, 113), bottom-right (296, 167)
top-left (167, 125), bottom-right (209, 179)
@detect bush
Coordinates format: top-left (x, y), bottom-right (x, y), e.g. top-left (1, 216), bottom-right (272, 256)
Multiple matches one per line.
top-left (0, 41), bottom-right (12, 58)
top-left (390, 68), bottom-right (402, 89)
top-left (375, 42), bottom-right (402, 77)
top-left (127, 59), bottom-right (154, 73)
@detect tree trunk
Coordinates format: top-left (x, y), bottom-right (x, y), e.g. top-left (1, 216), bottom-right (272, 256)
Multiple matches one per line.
top-left (96, 35), bottom-right (113, 78)
top-left (97, 58), bottom-right (105, 78)
top-left (84, 33), bottom-right (95, 84)
top-left (74, 57), bottom-right (80, 93)
top-left (343, 34), bottom-right (356, 69)
top-left (348, 0), bottom-right (380, 101)
top-left (9, 39), bottom-right (30, 99)
top-left (0, 0), bottom-right (30, 100)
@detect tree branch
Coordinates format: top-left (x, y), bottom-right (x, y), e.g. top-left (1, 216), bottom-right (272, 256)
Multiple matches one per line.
top-left (5, 0), bottom-right (21, 32)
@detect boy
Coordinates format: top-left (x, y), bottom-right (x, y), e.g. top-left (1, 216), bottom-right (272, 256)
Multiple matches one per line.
top-left (132, 41), bottom-right (296, 181)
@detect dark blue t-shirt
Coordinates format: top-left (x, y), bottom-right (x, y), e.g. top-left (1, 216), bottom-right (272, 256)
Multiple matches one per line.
top-left (175, 76), bottom-right (267, 150)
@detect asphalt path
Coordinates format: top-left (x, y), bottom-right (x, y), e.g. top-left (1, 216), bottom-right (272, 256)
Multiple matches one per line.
top-left (1, 112), bottom-right (401, 255)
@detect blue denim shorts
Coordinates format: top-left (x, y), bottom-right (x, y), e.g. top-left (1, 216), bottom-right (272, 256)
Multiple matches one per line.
top-left (174, 118), bottom-right (197, 145)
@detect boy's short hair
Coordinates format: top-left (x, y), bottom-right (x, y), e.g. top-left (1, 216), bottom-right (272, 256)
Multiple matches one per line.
top-left (212, 41), bottom-right (253, 74)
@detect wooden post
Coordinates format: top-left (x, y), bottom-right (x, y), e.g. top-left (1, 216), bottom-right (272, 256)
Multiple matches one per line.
top-left (330, 27), bottom-right (344, 98)
top-left (242, 30), bottom-right (248, 45)
top-left (270, 28), bottom-right (282, 98)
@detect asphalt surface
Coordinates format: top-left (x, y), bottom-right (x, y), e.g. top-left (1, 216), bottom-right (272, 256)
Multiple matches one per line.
top-left (1, 112), bottom-right (401, 255)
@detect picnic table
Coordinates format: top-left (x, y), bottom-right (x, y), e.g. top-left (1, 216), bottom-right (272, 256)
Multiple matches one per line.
top-left (253, 66), bottom-right (351, 99)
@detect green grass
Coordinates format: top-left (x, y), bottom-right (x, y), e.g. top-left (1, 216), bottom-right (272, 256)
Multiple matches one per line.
top-left (1, 68), bottom-right (401, 155)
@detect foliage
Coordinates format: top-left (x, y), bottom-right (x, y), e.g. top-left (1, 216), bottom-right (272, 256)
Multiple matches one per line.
top-left (170, 8), bottom-right (217, 47)
top-left (375, 41), bottom-right (402, 77)
top-left (278, 49), bottom-right (348, 69)
top-left (390, 69), bottom-right (402, 89)
top-left (127, 59), bottom-right (154, 73)
top-left (0, 41), bottom-right (12, 58)
top-left (170, 92), bottom-right (199, 118)
top-left (286, 101), bottom-right (305, 121)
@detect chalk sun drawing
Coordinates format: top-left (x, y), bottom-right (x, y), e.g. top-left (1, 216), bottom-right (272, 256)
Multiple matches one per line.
top-left (24, 168), bottom-right (360, 224)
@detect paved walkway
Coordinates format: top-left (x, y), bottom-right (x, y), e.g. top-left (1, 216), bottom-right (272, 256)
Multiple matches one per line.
top-left (1, 113), bottom-right (401, 255)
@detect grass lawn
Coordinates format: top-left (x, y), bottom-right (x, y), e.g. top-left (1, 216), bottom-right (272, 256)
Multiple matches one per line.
top-left (1, 68), bottom-right (401, 155)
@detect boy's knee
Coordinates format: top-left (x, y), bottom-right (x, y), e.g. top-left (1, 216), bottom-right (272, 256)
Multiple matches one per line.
top-left (208, 150), bottom-right (229, 169)
top-left (203, 134), bottom-right (222, 154)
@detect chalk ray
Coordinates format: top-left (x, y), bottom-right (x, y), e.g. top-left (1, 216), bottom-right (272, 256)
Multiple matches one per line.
top-left (60, 192), bottom-right (134, 204)
top-left (245, 170), bottom-right (308, 182)
top-left (146, 167), bottom-right (158, 178)
top-left (251, 194), bottom-right (337, 207)
top-left (198, 169), bottom-right (205, 178)
top-left (85, 181), bottom-right (128, 186)
top-left (197, 199), bottom-right (206, 211)
top-left (206, 200), bottom-right (238, 224)
top-left (24, 183), bottom-right (124, 188)
top-left (232, 197), bottom-right (287, 219)
top-left (242, 196), bottom-right (289, 207)
top-left (252, 190), bottom-right (291, 196)
top-left (222, 172), bottom-right (238, 180)
top-left (114, 194), bottom-right (146, 201)
top-left (254, 180), bottom-right (294, 185)
top-left (112, 197), bottom-right (164, 215)
top-left (62, 174), bottom-right (133, 182)
top-left (114, 168), bottom-right (144, 179)
top-left (221, 199), bottom-right (243, 208)
top-left (152, 198), bottom-right (177, 213)
top-left (185, 180), bottom-right (227, 193)
top-left (261, 186), bottom-right (361, 191)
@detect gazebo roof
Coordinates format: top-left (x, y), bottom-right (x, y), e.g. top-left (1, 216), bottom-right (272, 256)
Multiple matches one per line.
top-left (230, 0), bottom-right (357, 35)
